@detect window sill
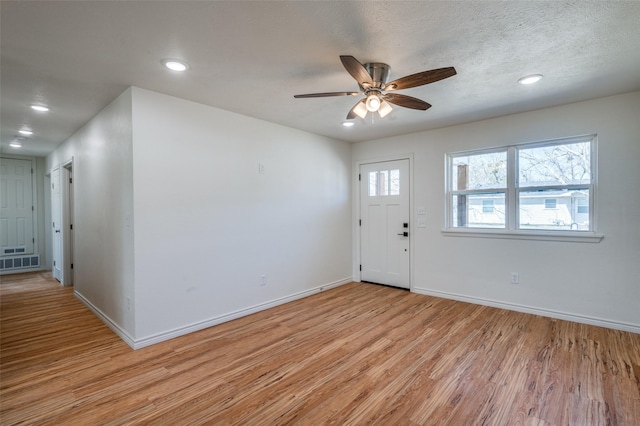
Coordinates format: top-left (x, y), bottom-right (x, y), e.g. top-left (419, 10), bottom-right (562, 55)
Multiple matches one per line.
top-left (441, 228), bottom-right (604, 243)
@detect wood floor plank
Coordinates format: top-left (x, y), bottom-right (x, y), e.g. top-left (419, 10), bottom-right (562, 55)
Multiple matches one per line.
top-left (1, 272), bottom-right (639, 425)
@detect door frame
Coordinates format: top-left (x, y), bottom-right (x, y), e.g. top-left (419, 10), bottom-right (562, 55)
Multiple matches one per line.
top-left (50, 165), bottom-right (63, 282)
top-left (354, 153), bottom-right (414, 290)
top-left (62, 158), bottom-right (74, 286)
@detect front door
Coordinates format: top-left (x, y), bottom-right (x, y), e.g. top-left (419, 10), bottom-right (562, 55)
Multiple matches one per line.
top-left (360, 159), bottom-right (410, 289)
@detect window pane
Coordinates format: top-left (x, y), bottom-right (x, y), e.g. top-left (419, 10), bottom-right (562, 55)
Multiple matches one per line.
top-left (577, 198), bottom-right (589, 214)
top-left (452, 193), bottom-right (506, 228)
top-left (519, 142), bottom-right (590, 187)
top-left (452, 151), bottom-right (507, 190)
top-left (482, 199), bottom-right (494, 213)
top-left (368, 172), bottom-right (377, 196)
top-left (389, 169), bottom-right (400, 195)
top-left (519, 189), bottom-right (590, 230)
top-left (379, 170), bottom-right (389, 196)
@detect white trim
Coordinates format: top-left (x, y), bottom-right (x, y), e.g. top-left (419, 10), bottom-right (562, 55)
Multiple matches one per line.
top-left (0, 267), bottom-right (47, 275)
top-left (412, 287), bottom-right (639, 334)
top-left (133, 277), bottom-right (351, 349)
top-left (75, 290), bottom-right (136, 348)
top-left (441, 228), bottom-right (603, 243)
top-left (61, 158), bottom-right (74, 287)
top-left (132, 277), bottom-right (352, 350)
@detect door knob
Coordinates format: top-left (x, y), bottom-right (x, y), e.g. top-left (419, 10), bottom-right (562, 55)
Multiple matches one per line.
top-left (55, 230), bottom-right (60, 233)
top-left (397, 232), bottom-right (408, 237)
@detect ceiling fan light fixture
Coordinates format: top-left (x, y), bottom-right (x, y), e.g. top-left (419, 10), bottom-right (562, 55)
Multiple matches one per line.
top-left (378, 100), bottom-right (393, 118)
top-left (365, 94), bottom-right (381, 112)
top-left (9, 141), bottom-right (22, 148)
top-left (518, 74), bottom-right (543, 85)
top-left (162, 58), bottom-right (189, 72)
top-left (352, 101), bottom-right (368, 119)
top-left (19, 129), bottom-right (33, 136)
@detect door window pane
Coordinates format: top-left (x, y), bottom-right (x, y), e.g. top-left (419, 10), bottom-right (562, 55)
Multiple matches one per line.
top-left (389, 169), bottom-right (400, 195)
top-left (368, 169), bottom-right (400, 196)
top-left (369, 172), bottom-right (377, 196)
top-left (379, 170), bottom-right (389, 196)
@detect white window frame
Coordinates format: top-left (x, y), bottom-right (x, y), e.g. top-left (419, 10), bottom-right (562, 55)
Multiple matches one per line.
top-left (443, 134), bottom-right (603, 243)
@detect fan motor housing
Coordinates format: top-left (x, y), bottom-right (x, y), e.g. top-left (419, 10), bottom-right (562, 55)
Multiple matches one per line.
top-left (363, 62), bottom-right (391, 89)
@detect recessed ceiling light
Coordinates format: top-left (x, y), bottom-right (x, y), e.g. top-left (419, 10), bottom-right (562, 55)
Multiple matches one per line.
top-left (31, 104), bottom-right (50, 112)
top-left (162, 59), bottom-right (189, 72)
top-left (19, 129), bottom-right (33, 136)
top-left (518, 74), bottom-right (543, 85)
top-left (342, 121), bottom-right (355, 127)
top-left (10, 141), bottom-right (22, 148)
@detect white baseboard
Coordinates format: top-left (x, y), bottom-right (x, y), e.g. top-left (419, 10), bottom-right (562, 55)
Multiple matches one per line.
top-left (132, 277), bottom-right (352, 349)
top-left (412, 287), bottom-right (640, 334)
top-left (75, 291), bottom-right (137, 348)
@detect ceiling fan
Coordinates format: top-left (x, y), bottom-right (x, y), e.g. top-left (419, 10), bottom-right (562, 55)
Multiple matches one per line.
top-left (294, 55), bottom-right (456, 120)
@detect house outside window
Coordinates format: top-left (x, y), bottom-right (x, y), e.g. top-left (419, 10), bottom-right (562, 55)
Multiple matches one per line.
top-left (482, 199), bottom-right (495, 213)
top-left (445, 135), bottom-right (598, 238)
top-left (544, 199), bottom-right (557, 209)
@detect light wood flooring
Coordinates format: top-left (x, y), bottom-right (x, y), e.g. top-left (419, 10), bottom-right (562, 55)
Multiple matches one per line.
top-left (1, 272), bottom-right (639, 425)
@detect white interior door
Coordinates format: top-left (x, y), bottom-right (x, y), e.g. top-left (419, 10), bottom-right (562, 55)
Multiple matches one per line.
top-left (0, 158), bottom-right (35, 256)
top-left (51, 167), bottom-right (62, 282)
top-left (360, 159), bottom-right (410, 289)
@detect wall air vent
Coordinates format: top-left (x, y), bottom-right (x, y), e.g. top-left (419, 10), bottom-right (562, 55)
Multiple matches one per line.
top-left (0, 255), bottom-right (40, 271)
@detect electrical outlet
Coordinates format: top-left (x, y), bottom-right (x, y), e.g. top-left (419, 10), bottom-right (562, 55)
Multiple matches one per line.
top-left (511, 272), bottom-right (519, 284)
top-left (261, 275), bottom-right (267, 286)
top-left (126, 297), bottom-right (131, 311)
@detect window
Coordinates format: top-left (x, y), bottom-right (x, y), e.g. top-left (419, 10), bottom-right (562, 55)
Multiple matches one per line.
top-left (577, 198), bottom-right (589, 214)
top-left (369, 169), bottom-right (400, 196)
top-left (544, 199), bottom-right (557, 209)
top-left (482, 199), bottom-right (494, 213)
top-left (445, 135), bottom-right (599, 240)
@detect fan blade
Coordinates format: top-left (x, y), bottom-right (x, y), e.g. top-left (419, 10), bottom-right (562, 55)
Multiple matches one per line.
top-left (347, 99), bottom-right (367, 119)
top-left (385, 67), bottom-right (456, 91)
top-left (383, 93), bottom-right (431, 110)
top-left (294, 92), bottom-right (360, 98)
top-left (340, 55), bottom-right (373, 88)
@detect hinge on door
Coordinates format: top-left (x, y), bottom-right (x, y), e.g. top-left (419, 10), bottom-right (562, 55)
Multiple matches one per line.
top-left (71, 264), bottom-right (73, 269)
top-left (358, 173), bottom-right (361, 181)
top-left (53, 261), bottom-right (56, 266)
top-left (70, 224), bottom-right (73, 230)
top-left (359, 219), bottom-right (361, 226)
top-left (31, 168), bottom-right (34, 174)
top-left (359, 264), bottom-right (362, 271)
top-left (32, 238), bottom-right (35, 243)
top-left (32, 206), bottom-right (34, 211)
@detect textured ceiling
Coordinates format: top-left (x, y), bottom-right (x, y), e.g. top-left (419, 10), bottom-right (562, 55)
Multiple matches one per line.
top-left (2, 1), bottom-right (640, 156)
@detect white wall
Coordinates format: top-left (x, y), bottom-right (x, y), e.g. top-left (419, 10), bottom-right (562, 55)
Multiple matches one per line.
top-left (46, 88), bottom-right (135, 338)
top-left (353, 91), bottom-right (640, 332)
top-left (131, 88), bottom-right (352, 343)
